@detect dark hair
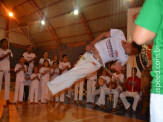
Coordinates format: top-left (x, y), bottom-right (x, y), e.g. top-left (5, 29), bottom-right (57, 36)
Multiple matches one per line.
top-left (62, 55), bottom-right (67, 58)
top-left (52, 61), bottom-right (58, 65)
top-left (24, 62), bottom-right (29, 66)
top-left (1, 38), bottom-right (7, 43)
top-left (33, 66), bottom-right (38, 73)
top-left (132, 41), bottom-right (142, 53)
top-left (27, 45), bottom-right (32, 48)
top-left (19, 56), bottom-right (24, 59)
top-left (53, 55), bottom-right (58, 58)
top-left (53, 55), bottom-right (59, 64)
top-left (44, 51), bottom-right (48, 54)
top-left (132, 67), bottom-right (137, 72)
top-left (43, 59), bottom-right (49, 67)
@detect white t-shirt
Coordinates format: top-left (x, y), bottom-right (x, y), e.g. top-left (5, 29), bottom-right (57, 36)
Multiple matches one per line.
top-left (50, 68), bottom-right (59, 80)
top-left (39, 58), bottom-right (51, 65)
top-left (112, 73), bottom-right (124, 91)
top-left (95, 29), bottom-right (128, 66)
top-left (99, 75), bottom-right (110, 88)
top-left (59, 62), bottom-right (71, 74)
top-left (31, 73), bottom-right (40, 88)
top-left (23, 52), bottom-right (36, 73)
top-left (14, 64), bottom-right (27, 82)
top-left (39, 67), bottom-right (51, 82)
top-left (0, 48), bottom-right (13, 70)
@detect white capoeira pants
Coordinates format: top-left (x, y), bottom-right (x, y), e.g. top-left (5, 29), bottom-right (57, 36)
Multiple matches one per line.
top-left (96, 88), bottom-right (119, 108)
top-left (92, 89), bottom-right (102, 103)
top-left (30, 86), bottom-right (39, 103)
top-left (150, 93), bottom-right (163, 122)
top-left (47, 52), bottom-right (102, 95)
top-left (41, 81), bottom-right (49, 103)
top-left (55, 91), bottom-right (65, 102)
top-left (38, 81), bottom-right (42, 101)
top-left (0, 70), bottom-right (10, 100)
top-left (74, 79), bottom-right (84, 101)
top-left (66, 88), bottom-right (73, 98)
top-left (87, 78), bottom-right (96, 103)
top-left (13, 81), bottom-right (24, 103)
top-left (120, 91), bottom-right (140, 111)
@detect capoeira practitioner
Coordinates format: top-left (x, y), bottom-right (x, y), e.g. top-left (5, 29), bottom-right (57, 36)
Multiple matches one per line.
top-left (50, 62), bottom-right (60, 102)
top-left (95, 71), bottom-right (124, 111)
top-left (74, 54), bottom-right (85, 105)
top-left (86, 71), bottom-right (98, 104)
top-left (58, 55), bottom-right (71, 102)
top-left (23, 45), bottom-right (37, 102)
top-left (23, 45), bottom-right (37, 74)
top-left (0, 39), bottom-right (13, 104)
top-left (47, 29), bottom-right (139, 96)
top-left (74, 78), bottom-right (85, 104)
top-left (92, 69), bottom-right (110, 104)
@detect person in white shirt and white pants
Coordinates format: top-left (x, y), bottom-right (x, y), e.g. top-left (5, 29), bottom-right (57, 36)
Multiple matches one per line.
top-left (74, 78), bottom-right (85, 104)
top-left (0, 39), bottom-right (13, 104)
top-left (57, 55), bottom-right (71, 102)
top-left (40, 60), bottom-right (51, 103)
top-left (92, 69), bottom-right (110, 103)
top-left (13, 56), bottom-right (27, 103)
top-left (30, 66), bottom-right (40, 103)
top-left (86, 72), bottom-right (97, 103)
top-left (47, 29), bottom-right (139, 97)
top-left (96, 72), bottom-right (124, 111)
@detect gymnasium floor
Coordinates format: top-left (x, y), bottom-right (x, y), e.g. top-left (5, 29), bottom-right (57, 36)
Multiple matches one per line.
top-left (0, 90), bottom-right (148, 122)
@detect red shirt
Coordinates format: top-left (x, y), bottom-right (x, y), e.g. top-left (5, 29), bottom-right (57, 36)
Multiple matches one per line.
top-left (125, 76), bottom-right (141, 92)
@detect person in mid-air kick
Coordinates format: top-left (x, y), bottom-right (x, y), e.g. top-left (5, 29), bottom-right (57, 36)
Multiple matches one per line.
top-left (47, 29), bottom-right (140, 95)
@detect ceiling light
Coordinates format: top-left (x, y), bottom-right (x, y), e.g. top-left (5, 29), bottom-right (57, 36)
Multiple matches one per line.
top-left (41, 20), bottom-right (45, 25)
top-left (9, 12), bottom-right (13, 17)
top-left (74, 9), bottom-right (79, 15)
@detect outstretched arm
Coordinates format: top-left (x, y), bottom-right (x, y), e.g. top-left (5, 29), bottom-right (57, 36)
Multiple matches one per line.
top-left (90, 31), bottom-right (110, 46)
top-left (86, 31), bottom-right (110, 52)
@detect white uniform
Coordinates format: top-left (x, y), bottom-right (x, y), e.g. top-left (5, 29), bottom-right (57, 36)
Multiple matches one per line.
top-left (30, 73), bottom-right (40, 103)
top-left (92, 75), bottom-right (110, 101)
top-left (50, 68), bottom-right (60, 102)
top-left (40, 67), bottom-right (50, 103)
top-left (86, 73), bottom-right (97, 103)
top-left (23, 52), bottom-right (36, 74)
top-left (47, 29), bottom-right (128, 96)
top-left (38, 58), bottom-right (50, 101)
top-left (0, 48), bottom-right (13, 100)
top-left (57, 62), bottom-right (71, 102)
top-left (13, 64), bottom-right (27, 103)
top-left (96, 73), bottom-right (124, 108)
top-left (50, 68), bottom-right (60, 81)
top-left (74, 78), bottom-right (85, 101)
